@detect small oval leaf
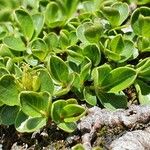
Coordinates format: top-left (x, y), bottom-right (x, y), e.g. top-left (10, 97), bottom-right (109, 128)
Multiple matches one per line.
top-left (15, 9), bottom-right (34, 40)
top-left (101, 67), bottom-right (137, 93)
top-left (4, 36), bottom-right (26, 51)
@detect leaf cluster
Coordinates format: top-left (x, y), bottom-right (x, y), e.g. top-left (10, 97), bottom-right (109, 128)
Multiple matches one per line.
top-left (0, 0), bottom-right (150, 133)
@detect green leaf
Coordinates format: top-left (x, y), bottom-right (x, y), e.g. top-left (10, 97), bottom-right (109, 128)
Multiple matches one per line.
top-left (15, 111), bottom-right (46, 133)
top-left (45, 2), bottom-right (64, 28)
top-left (67, 46), bottom-right (84, 65)
top-left (51, 100), bottom-right (66, 123)
top-left (0, 44), bottom-right (14, 57)
top-left (139, 14), bottom-right (150, 37)
top-left (82, 44), bottom-right (101, 66)
top-left (69, 31), bottom-right (78, 45)
top-left (102, 7), bottom-right (120, 27)
top-left (3, 36), bottom-right (26, 51)
top-left (66, 98), bottom-right (78, 104)
top-left (84, 24), bottom-right (103, 43)
top-left (105, 49), bottom-right (121, 61)
top-left (54, 86), bottom-right (70, 97)
top-left (110, 35), bottom-right (124, 53)
top-left (32, 13), bottom-right (44, 37)
top-left (59, 30), bottom-right (70, 49)
top-left (119, 40), bottom-right (134, 62)
top-left (135, 80), bottom-right (150, 105)
top-left (112, 2), bottom-right (129, 26)
top-left (30, 38), bottom-right (48, 61)
top-left (0, 75), bottom-right (19, 106)
top-left (106, 35), bottom-right (134, 62)
top-left (102, 2), bottom-right (129, 27)
top-left (80, 57), bottom-right (91, 83)
top-left (1, 105), bottom-right (19, 125)
top-left (76, 22), bottom-right (93, 43)
top-left (72, 144), bottom-right (85, 150)
top-left (15, 9), bottom-right (34, 40)
top-left (136, 79), bottom-right (150, 96)
top-left (131, 7), bottom-right (150, 37)
top-left (136, 57), bottom-right (150, 81)
top-left (137, 37), bottom-right (150, 52)
top-left (20, 91), bottom-right (51, 118)
top-left (58, 122), bottom-right (77, 133)
top-left (62, 104), bottom-right (86, 122)
top-left (101, 67), bottom-right (137, 93)
top-left (0, 67), bottom-right (9, 78)
top-left (92, 64), bottom-right (112, 87)
top-left (83, 88), bottom-right (97, 106)
top-left (96, 91), bottom-right (128, 110)
top-left (44, 32), bottom-right (59, 50)
top-left (48, 55), bottom-right (69, 84)
top-left (37, 69), bottom-right (54, 94)
top-left (64, 0), bottom-right (79, 18)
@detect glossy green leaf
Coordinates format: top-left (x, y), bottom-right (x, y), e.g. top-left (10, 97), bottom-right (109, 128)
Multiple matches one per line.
top-left (92, 64), bottom-right (112, 87)
top-left (59, 30), bottom-right (69, 49)
top-left (131, 7), bottom-right (150, 37)
top-left (20, 91), bottom-right (51, 118)
top-left (105, 49), bottom-right (121, 61)
top-left (102, 7), bottom-right (120, 27)
top-left (137, 57), bottom-right (150, 81)
top-left (107, 35), bottom-right (134, 62)
top-left (0, 44), bottom-right (14, 57)
top-left (0, 67), bottom-right (9, 78)
top-left (0, 75), bottom-right (19, 106)
top-left (62, 104), bottom-right (86, 122)
top-left (3, 36), bottom-right (26, 51)
top-left (136, 79), bottom-right (150, 96)
top-left (54, 86), bottom-right (71, 97)
top-left (72, 144), bottom-right (85, 150)
top-left (67, 46), bottom-right (84, 65)
top-left (58, 122), bottom-right (77, 133)
top-left (15, 9), bottom-right (34, 40)
top-left (83, 88), bottom-right (97, 106)
top-left (66, 98), bottom-right (78, 104)
top-left (48, 55), bottom-right (69, 84)
top-left (1, 105), bottom-right (19, 125)
top-left (76, 22), bottom-right (93, 43)
top-left (110, 35), bottom-right (124, 53)
top-left (137, 37), bottom-right (150, 52)
top-left (45, 2), bottom-right (64, 28)
top-left (15, 111), bottom-right (46, 133)
top-left (51, 100), bottom-right (66, 123)
top-left (32, 13), bottom-right (44, 37)
top-left (44, 32), bottom-right (59, 50)
top-left (96, 91), bottom-right (128, 110)
top-left (101, 67), bottom-right (137, 93)
top-left (102, 2), bottom-right (129, 27)
top-left (135, 80), bottom-right (150, 105)
top-left (30, 38), bottom-right (48, 61)
top-left (69, 31), bottom-right (78, 45)
top-left (82, 44), bottom-right (101, 66)
top-left (119, 40), bottom-right (134, 62)
top-left (64, 0), bottom-right (79, 18)
top-left (0, 24), bottom-right (7, 39)
top-left (112, 2), bottom-right (129, 26)
top-left (37, 69), bottom-right (54, 94)
top-left (80, 57), bottom-right (91, 83)
top-left (84, 24), bottom-right (103, 43)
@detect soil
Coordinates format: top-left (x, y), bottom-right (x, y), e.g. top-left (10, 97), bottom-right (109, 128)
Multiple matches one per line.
top-left (1, 104), bottom-right (150, 150)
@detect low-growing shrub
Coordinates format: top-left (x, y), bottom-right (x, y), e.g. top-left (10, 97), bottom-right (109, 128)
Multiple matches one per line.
top-left (0, 0), bottom-right (150, 133)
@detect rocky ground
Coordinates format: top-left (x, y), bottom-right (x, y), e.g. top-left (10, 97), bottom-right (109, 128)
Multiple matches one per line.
top-left (1, 105), bottom-right (150, 150)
